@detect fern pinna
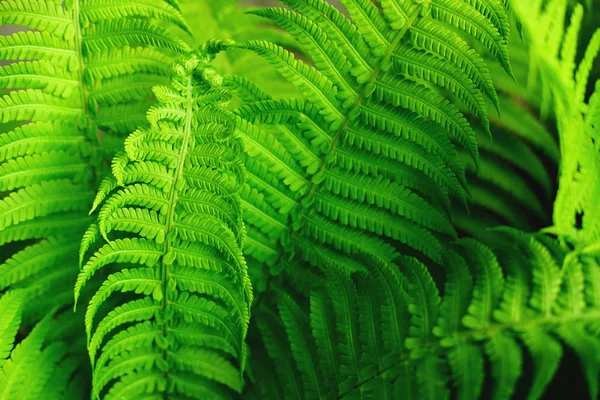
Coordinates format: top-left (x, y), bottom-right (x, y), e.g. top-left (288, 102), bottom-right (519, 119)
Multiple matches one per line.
top-left (75, 47), bottom-right (252, 399)
top-left (0, 0), bottom-right (190, 397)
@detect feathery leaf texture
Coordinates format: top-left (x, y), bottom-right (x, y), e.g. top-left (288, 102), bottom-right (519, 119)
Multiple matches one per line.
top-left (511, 1), bottom-right (600, 246)
top-left (0, 0), bottom-right (599, 398)
top-left (0, 0), bottom-right (190, 396)
top-left (233, 1), bottom-right (600, 399)
top-left (225, 0), bottom-right (511, 278)
top-left (75, 49), bottom-right (252, 399)
top-left (247, 232), bottom-right (600, 400)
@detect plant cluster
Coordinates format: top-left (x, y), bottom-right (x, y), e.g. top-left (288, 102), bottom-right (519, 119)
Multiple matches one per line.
top-left (0, 0), bottom-right (599, 399)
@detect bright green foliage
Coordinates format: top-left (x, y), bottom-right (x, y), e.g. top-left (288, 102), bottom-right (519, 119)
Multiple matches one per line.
top-left (75, 49), bottom-right (252, 399)
top-left (0, 307), bottom-right (82, 400)
top-left (247, 231), bottom-right (600, 400)
top-left (226, 1), bottom-right (600, 399)
top-left (224, 0), bottom-right (511, 288)
top-left (0, 0), bottom-right (599, 399)
top-left (0, 0), bottom-right (190, 396)
top-left (513, 1), bottom-right (600, 247)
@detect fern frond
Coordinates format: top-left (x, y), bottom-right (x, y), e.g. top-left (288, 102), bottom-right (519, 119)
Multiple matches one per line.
top-left (0, 31), bottom-right (76, 65)
top-left (248, 233), bottom-right (600, 399)
top-left (226, 0), bottom-right (511, 276)
top-left (82, 0), bottom-right (189, 33)
top-left (0, 0), bottom-right (72, 38)
top-left (0, 61), bottom-right (77, 97)
top-left (86, 46), bottom-right (172, 80)
top-left (511, 2), bottom-right (600, 245)
top-left (76, 51), bottom-right (252, 398)
top-left (84, 19), bottom-right (190, 54)
top-left (0, 0), bottom-right (191, 395)
top-left (445, 20), bottom-right (560, 238)
top-left (0, 311), bottom-right (81, 400)
top-left (0, 292), bottom-right (24, 367)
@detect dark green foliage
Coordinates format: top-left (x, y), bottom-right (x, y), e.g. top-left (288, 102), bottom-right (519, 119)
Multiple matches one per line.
top-left (247, 232), bottom-right (600, 400)
top-left (451, 30), bottom-right (560, 238)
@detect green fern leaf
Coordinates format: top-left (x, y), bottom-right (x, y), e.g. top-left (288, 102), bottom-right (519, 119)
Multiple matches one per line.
top-left (76, 50), bottom-right (252, 398)
top-left (224, 0), bottom-right (511, 287)
top-left (248, 233), bottom-right (600, 399)
top-left (0, 0), bottom-right (191, 396)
